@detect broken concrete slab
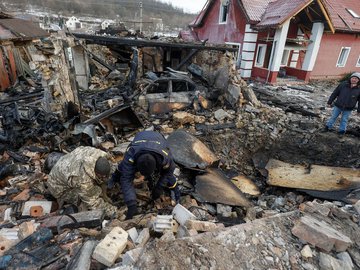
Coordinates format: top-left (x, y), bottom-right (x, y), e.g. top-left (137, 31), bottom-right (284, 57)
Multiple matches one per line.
top-left (291, 215), bottom-right (352, 252)
top-left (92, 227), bottom-right (128, 267)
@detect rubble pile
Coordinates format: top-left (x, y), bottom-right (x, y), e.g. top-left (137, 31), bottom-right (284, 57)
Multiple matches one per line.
top-left (0, 31), bottom-right (359, 270)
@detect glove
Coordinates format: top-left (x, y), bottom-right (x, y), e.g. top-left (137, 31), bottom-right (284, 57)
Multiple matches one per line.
top-left (126, 204), bottom-right (138, 220)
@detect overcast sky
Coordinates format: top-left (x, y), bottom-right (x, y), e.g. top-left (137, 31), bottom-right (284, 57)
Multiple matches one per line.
top-left (160, 0), bottom-right (208, 13)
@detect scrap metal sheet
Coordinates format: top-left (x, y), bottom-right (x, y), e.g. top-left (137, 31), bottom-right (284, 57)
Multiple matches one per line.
top-left (196, 168), bottom-right (253, 208)
top-left (167, 129), bottom-right (219, 169)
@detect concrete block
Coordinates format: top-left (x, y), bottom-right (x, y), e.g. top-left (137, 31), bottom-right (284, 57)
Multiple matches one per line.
top-left (122, 247), bottom-right (143, 266)
top-left (22, 201), bottom-right (52, 216)
top-left (153, 215), bottom-right (174, 233)
top-left (185, 220), bottom-right (218, 232)
top-left (135, 228), bottom-right (150, 247)
top-left (126, 227), bottom-right (138, 243)
top-left (172, 204), bottom-right (196, 226)
top-left (92, 226), bottom-right (128, 267)
top-left (292, 215), bottom-right (352, 252)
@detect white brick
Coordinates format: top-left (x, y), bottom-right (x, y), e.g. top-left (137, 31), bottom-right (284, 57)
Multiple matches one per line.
top-left (92, 227), bottom-right (128, 267)
top-left (172, 204), bottom-right (196, 226)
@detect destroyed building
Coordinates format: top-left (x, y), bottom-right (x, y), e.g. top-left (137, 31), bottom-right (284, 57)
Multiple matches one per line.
top-left (0, 8), bottom-right (359, 270)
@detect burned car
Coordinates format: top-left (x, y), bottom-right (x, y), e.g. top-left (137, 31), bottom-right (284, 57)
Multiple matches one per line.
top-left (139, 73), bottom-right (198, 114)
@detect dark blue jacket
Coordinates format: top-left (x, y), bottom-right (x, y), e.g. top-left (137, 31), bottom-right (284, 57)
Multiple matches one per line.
top-left (114, 131), bottom-right (178, 206)
top-left (328, 82), bottom-right (360, 112)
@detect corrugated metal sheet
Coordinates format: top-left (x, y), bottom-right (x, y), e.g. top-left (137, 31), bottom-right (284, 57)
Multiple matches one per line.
top-left (322, 0), bottom-right (360, 32)
top-left (256, 0), bottom-right (312, 28)
top-left (0, 19), bottom-right (49, 41)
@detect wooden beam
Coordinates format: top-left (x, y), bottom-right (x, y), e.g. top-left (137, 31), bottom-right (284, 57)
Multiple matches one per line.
top-left (72, 33), bottom-right (237, 52)
top-left (266, 159), bottom-right (360, 191)
top-left (317, 0), bottom-right (335, 33)
top-left (305, 8), bottom-right (314, 22)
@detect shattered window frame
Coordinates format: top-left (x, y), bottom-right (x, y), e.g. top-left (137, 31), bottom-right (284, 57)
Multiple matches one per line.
top-left (336, 47), bottom-right (351, 67)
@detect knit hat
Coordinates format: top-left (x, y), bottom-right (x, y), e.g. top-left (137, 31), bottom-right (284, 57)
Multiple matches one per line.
top-left (95, 157), bottom-right (111, 176)
top-left (137, 153), bottom-right (156, 177)
top-left (350, 72), bottom-right (360, 80)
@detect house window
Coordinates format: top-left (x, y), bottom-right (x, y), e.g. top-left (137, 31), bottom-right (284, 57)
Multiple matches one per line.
top-left (356, 56), bottom-right (360, 67)
top-left (255, 44), bottom-right (267, 67)
top-left (336, 47), bottom-right (351, 67)
top-left (346, 8), bottom-right (360, 18)
top-left (219, 0), bottom-right (229, 24)
top-left (281, 50), bottom-right (290, 66)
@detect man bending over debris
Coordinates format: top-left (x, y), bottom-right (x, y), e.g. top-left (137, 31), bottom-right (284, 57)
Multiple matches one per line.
top-left (110, 131), bottom-right (180, 220)
top-left (324, 72), bottom-right (360, 134)
top-left (47, 146), bottom-right (118, 218)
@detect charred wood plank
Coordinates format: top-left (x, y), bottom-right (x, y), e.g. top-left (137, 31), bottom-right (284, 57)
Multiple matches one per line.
top-left (72, 33), bottom-right (238, 52)
top-left (266, 159), bottom-right (360, 191)
top-left (0, 91), bottom-right (43, 105)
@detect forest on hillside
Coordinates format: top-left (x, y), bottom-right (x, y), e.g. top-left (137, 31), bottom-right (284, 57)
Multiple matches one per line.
top-left (1, 0), bottom-right (197, 29)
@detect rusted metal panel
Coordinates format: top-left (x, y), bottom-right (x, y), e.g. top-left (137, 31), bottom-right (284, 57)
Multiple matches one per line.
top-left (195, 168), bottom-right (253, 208)
top-left (167, 129), bottom-right (219, 170)
top-left (0, 49), bottom-right (10, 91)
top-left (0, 19), bottom-right (49, 41)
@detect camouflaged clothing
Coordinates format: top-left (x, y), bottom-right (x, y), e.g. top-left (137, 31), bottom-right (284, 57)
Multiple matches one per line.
top-left (47, 146), bottom-right (117, 217)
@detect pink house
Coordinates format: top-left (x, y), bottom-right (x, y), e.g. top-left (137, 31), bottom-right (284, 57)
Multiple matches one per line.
top-left (187, 0), bottom-right (360, 83)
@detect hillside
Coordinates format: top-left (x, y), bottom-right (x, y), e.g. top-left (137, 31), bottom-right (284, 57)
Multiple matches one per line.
top-left (1, 0), bottom-right (196, 30)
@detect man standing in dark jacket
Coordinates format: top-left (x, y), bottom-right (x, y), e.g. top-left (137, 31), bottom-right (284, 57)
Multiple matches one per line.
top-left (110, 131), bottom-right (180, 219)
top-left (324, 72), bottom-right (360, 134)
